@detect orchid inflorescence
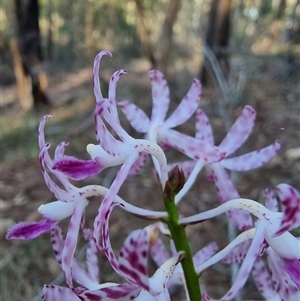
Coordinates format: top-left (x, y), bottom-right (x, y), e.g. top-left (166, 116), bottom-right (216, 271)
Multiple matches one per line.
top-left (7, 50), bottom-right (299, 301)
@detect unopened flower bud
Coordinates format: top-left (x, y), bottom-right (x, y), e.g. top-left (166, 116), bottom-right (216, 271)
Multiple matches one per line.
top-left (164, 165), bottom-right (185, 200)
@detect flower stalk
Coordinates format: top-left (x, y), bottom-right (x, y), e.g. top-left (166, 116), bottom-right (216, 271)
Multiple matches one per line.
top-left (163, 166), bottom-right (202, 301)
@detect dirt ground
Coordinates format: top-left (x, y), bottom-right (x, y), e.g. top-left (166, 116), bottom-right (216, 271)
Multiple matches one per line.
top-left (1, 53), bottom-right (299, 301)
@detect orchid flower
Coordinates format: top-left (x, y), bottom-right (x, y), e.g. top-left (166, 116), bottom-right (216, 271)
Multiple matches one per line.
top-left (50, 51), bottom-right (171, 251)
top-left (178, 107), bottom-right (280, 175)
top-left (42, 283), bottom-right (141, 301)
top-left (252, 186), bottom-right (299, 301)
top-left (42, 212), bottom-right (184, 300)
top-left (171, 106), bottom-right (280, 232)
top-left (118, 69), bottom-right (225, 171)
top-left (6, 115), bottom-right (92, 287)
top-left (102, 204), bottom-right (185, 300)
top-left (7, 113), bottom-right (168, 287)
top-left (180, 184), bottom-right (300, 300)
top-left (118, 70), bottom-right (201, 143)
top-left (53, 51), bottom-right (169, 185)
top-left (42, 225), bottom-right (141, 301)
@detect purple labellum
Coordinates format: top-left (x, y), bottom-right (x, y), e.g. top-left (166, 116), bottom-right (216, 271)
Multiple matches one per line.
top-left (53, 156), bottom-right (103, 180)
top-left (6, 219), bottom-right (57, 240)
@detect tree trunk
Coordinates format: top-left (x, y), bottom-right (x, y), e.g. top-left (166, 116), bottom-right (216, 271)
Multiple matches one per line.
top-left (269, 0), bottom-right (287, 41)
top-left (200, 0), bottom-right (232, 86)
top-left (14, 0), bottom-right (49, 110)
top-left (157, 0), bottom-right (181, 75)
top-left (285, 0), bottom-right (300, 63)
top-left (85, 0), bottom-right (95, 61)
top-left (275, 0), bottom-right (287, 20)
top-left (134, 0), bottom-right (157, 68)
top-left (45, 0), bottom-right (53, 60)
top-left (10, 39), bottom-right (32, 111)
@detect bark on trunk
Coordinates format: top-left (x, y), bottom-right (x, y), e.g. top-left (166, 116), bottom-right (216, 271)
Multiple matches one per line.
top-left (200, 0), bottom-right (232, 86)
top-left (14, 0), bottom-right (49, 110)
top-left (157, 0), bottom-right (181, 75)
top-left (134, 0), bottom-right (157, 68)
top-left (270, 0), bottom-right (287, 41)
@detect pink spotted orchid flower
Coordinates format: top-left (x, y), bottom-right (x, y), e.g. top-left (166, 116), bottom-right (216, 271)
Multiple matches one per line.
top-left (118, 69), bottom-right (225, 170)
top-left (49, 51), bottom-right (170, 252)
top-left (7, 115), bottom-right (92, 288)
top-left (53, 51), bottom-right (169, 184)
top-left (42, 225), bottom-right (142, 301)
top-left (102, 204), bottom-right (185, 301)
top-left (118, 69), bottom-right (201, 143)
top-left (7, 114), bottom-right (168, 288)
top-left (42, 207), bottom-right (184, 301)
top-left (172, 106), bottom-right (280, 231)
top-left (180, 184), bottom-right (300, 300)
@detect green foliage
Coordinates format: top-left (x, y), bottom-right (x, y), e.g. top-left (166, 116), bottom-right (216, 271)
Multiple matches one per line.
top-left (259, 0), bottom-right (273, 17)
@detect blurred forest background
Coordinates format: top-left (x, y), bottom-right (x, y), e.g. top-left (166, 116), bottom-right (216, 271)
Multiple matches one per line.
top-left (0, 0), bottom-right (300, 301)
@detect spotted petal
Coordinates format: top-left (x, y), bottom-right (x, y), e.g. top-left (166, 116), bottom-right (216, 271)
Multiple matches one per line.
top-left (148, 251), bottom-right (185, 296)
top-left (201, 221), bottom-right (266, 301)
top-left (195, 109), bottom-right (214, 146)
top-left (42, 285), bottom-right (81, 301)
top-left (149, 70), bottom-right (170, 124)
top-left (128, 152), bottom-right (149, 177)
top-left (80, 284), bottom-right (141, 301)
top-left (211, 163), bottom-right (253, 231)
top-left (62, 199), bottom-right (87, 287)
top-left (38, 115), bottom-right (53, 166)
top-left (221, 140), bottom-right (281, 171)
top-left (264, 188), bottom-right (278, 212)
top-left (218, 105), bottom-right (256, 156)
top-left (160, 129), bottom-right (225, 163)
top-left (282, 258), bottom-right (300, 287)
top-left (150, 237), bottom-right (172, 267)
top-left (42, 283), bottom-right (141, 301)
top-left (266, 248), bottom-right (300, 301)
top-left (118, 229), bottom-right (149, 290)
top-left (108, 69), bottom-right (127, 121)
top-left (94, 155), bottom-right (139, 251)
top-left (164, 79), bottom-right (201, 128)
top-left (51, 225), bottom-right (100, 290)
top-left (193, 242), bottom-right (219, 267)
top-left (118, 100), bottom-right (151, 133)
top-left (252, 257), bottom-right (281, 301)
top-left (93, 50), bottom-right (112, 103)
top-left (86, 238), bottom-right (100, 283)
top-left (222, 240), bottom-right (252, 264)
top-left (275, 184), bottom-right (300, 235)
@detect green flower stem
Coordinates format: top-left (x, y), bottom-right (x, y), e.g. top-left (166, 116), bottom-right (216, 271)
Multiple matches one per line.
top-left (164, 194), bottom-right (202, 301)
